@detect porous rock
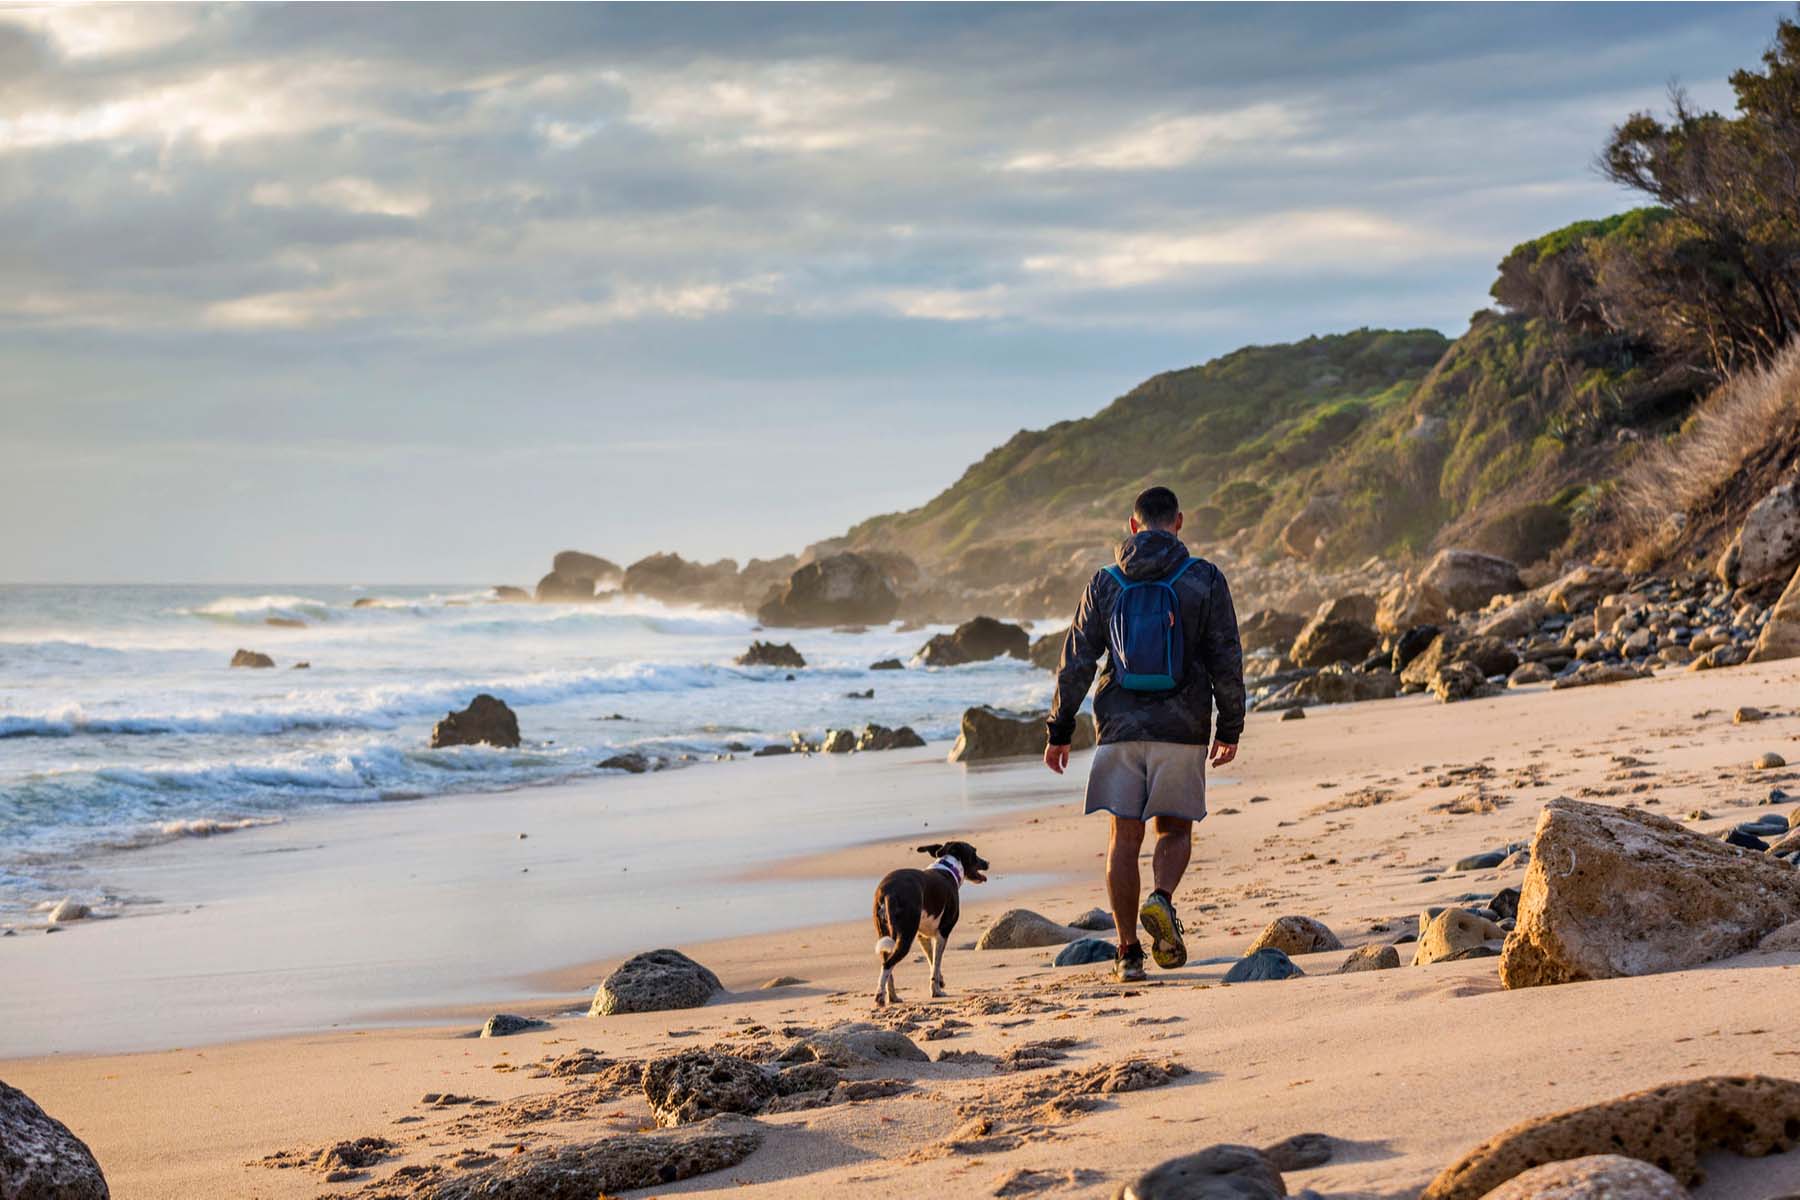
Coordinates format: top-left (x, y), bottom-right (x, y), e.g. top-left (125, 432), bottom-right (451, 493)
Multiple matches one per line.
top-left (1113, 1143), bottom-right (1285, 1200)
top-left (1336, 944), bottom-right (1401, 973)
top-left (643, 1050), bottom-right (776, 1126)
top-left (591, 949), bottom-right (722, 1015)
top-left (1475, 1155), bottom-right (1688, 1199)
top-left (0, 1080), bottom-right (109, 1200)
top-left (1246, 915), bottom-right (1341, 957)
top-left (1750, 562), bottom-right (1800, 663)
top-left (775, 1023), bottom-right (928, 1067)
top-left (976, 910), bottom-right (1081, 950)
top-left (1412, 909), bottom-right (1504, 966)
top-left (418, 1114), bottom-right (763, 1199)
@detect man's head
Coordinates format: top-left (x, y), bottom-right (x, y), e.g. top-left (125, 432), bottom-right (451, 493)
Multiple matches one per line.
top-left (1128, 486), bottom-right (1183, 535)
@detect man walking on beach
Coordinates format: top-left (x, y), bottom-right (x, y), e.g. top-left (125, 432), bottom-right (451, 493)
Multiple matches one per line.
top-left (1044, 486), bottom-right (1245, 983)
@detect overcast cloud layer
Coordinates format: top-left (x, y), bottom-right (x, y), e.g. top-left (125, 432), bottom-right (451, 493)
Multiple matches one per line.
top-left (1, 2), bottom-right (1787, 583)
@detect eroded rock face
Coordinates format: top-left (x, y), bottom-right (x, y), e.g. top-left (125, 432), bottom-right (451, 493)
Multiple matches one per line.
top-left (917, 616), bottom-right (1029, 666)
top-left (419, 1115), bottom-right (763, 1199)
top-left (756, 553), bottom-right (899, 628)
top-left (591, 949), bottom-right (722, 1016)
top-left (1750, 563), bottom-right (1800, 663)
top-left (643, 1051), bottom-right (777, 1127)
top-left (1114, 1143), bottom-right (1285, 1200)
top-left (1245, 915), bottom-right (1341, 957)
top-left (1476, 1155), bottom-right (1688, 1200)
top-left (1419, 1076), bottom-right (1800, 1200)
top-left (948, 707), bottom-right (1094, 763)
top-left (1418, 548), bottom-right (1523, 613)
top-left (428, 694), bottom-right (521, 749)
top-left (736, 641), bottom-right (805, 669)
top-left (976, 910), bottom-right (1081, 950)
top-left (1718, 481), bottom-right (1800, 588)
top-left (1499, 799), bottom-right (1800, 989)
top-left (0, 1081), bottom-right (109, 1200)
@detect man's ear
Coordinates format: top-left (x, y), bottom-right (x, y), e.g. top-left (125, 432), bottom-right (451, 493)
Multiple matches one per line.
top-left (1127, 515), bottom-right (1141, 535)
top-left (1172, 511), bottom-right (1184, 534)
top-left (916, 843), bottom-right (944, 857)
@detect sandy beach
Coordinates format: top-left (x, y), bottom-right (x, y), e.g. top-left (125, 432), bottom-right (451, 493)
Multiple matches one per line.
top-left (9, 652), bottom-right (1800, 1198)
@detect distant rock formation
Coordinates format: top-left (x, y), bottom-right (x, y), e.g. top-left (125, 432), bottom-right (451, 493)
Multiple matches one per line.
top-left (757, 553), bottom-right (899, 627)
top-left (429, 694), bottom-right (521, 749)
top-left (492, 585), bottom-right (530, 602)
top-left (230, 649), bottom-right (274, 668)
top-left (917, 616), bottom-right (1029, 666)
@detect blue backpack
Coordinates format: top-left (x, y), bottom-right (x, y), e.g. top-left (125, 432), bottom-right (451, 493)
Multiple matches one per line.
top-left (1102, 558), bottom-right (1199, 692)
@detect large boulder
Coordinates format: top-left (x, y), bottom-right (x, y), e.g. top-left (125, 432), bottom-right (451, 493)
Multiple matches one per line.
top-left (643, 1051), bottom-right (776, 1126)
top-left (856, 724), bottom-right (925, 752)
top-left (975, 910), bottom-right (1082, 950)
top-left (1279, 496), bottom-right (1337, 560)
top-left (1546, 563), bottom-right (1629, 613)
top-left (591, 949), bottom-right (722, 1015)
top-left (1028, 629), bottom-right (1067, 670)
top-left (948, 706), bottom-right (1094, 763)
top-left (1718, 480), bottom-right (1800, 588)
top-left (622, 553), bottom-right (743, 606)
top-left (917, 616), bottom-right (1029, 666)
top-left (1238, 609), bottom-right (1307, 653)
top-left (1288, 597), bottom-right (1379, 668)
top-left (1417, 548), bottom-right (1523, 613)
top-left (1114, 1144), bottom-right (1285, 1200)
top-left (1420, 1076), bottom-right (1800, 1200)
top-left (757, 553), bottom-right (899, 628)
top-left (419, 1116), bottom-right (763, 1199)
top-left (1375, 578), bottom-right (1450, 636)
top-left (0, 1081), bottom-right (109, 1200)
top-left (1499, 799), bottom-right (1800, 989)
top-left (429, 694), bottom-right (520, 749)
top-left (535, 571), bottom-right (594, 602)
top-left (1245, 915), bottom-right (1341, 957)
top-left (736, 641), bottom-right (805, 669)
top-left (552, 550), bottom-right (622, 587)
top-left (1474, 596), bottom-right (1547, 640)
top-left (1750, 562), bottom-right (1800, 663)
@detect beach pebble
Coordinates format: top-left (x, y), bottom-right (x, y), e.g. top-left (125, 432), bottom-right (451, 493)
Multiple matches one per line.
top-left (1245, 915), bottom-right (1342, 957)
top-left (0, 1081), bottom-right (109, 1200)
top-left (47, 898), bottom-right (90, 924)
top-left (1054, 938), bottom-right (1117, 967)
top-left (1489, 887), bottom-right (1521, 921)
top-left (1280, 707), bottom-right (1306, 721)
top-left (1261, 1132), bottom-right (1334, 1171)
top-left (1068, 907), bottom-right (1114, 931)
top-left (1222, 948), bottom-right (1303, 983)
top-left (1755, 751), bottom-right (1788, 769)
top-left (1723, 828), bottom-right (1769, 851)
top-left (1735, 706), bottom-right (1769, 723)
top-left (759, 975), bottom-right (805, 989)
top-left (597, 753), bottom-right (651, 774)
top-left (590, 948), bottom-right (722, 1016)
top-left (1335, 944), bottom-right (1400, 973)
top-left (643, 1050), bottom-right (776, 1126)
top-left (869, 658), bottom-right (905, 671)
top-left (975, 909), bottom-right (1081, 950)
top-left (1453, 849), bottom-right (1507, 872)
top-left (1114, 1143), bottom-right (1285, 1200)
top-left (479, 1013), bottom-right (546, 1038)
top-left (1477, 1155), bottom-right (1688, 1199)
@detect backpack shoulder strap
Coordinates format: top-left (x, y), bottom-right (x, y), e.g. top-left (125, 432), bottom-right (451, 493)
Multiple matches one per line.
top-left (1102, 565), bottom-right (1128, 588)
top-left (1165, 557), bottom-right (1200, 584)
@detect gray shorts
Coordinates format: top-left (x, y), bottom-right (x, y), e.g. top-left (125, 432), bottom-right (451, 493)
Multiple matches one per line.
top-left (1083, 740), bottom-right (1208, 823)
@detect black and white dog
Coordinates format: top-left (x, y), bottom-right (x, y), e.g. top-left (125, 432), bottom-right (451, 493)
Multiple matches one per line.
top-left (871, 840), bottom-right (989, 1006)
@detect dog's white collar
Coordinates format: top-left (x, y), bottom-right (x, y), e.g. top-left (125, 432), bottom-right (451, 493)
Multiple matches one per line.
top-left (931, 856), bottom-right (964, 885)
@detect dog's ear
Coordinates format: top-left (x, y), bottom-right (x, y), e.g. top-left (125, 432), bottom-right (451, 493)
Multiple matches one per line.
top-left (916, 843), bottom-right (944, 857)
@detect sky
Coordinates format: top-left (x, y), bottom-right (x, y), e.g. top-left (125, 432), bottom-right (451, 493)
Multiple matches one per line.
top-left (1, 1), bottom-right (1789, 584)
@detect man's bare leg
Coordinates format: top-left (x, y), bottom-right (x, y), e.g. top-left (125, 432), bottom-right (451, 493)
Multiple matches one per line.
top-left (1107, 816), bottom-right (1146, 946)
top-left (1151, 816), bottom-right (1193, 897)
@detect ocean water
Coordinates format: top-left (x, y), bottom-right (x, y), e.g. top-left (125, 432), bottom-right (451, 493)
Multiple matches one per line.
top-left (0, 584), bottom-right (1052, 919)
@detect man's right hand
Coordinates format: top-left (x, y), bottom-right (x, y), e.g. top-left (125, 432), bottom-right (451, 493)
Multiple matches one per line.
top-left (1044, 743), bottom-right (1070, 775)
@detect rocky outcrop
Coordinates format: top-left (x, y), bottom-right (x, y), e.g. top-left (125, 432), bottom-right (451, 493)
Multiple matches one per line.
top-left (591, 949), bottom-right (722, 1015)
top-left (553, 550), bottom-right (622, 586)
top-left (419, 1115), bottom-right (763, 1199)
top-left (1750, 562), bottom-right (1800, 662)
top-left (1420, 1076), bottom-right (1800, 1200)
top-left (1546, 563), bottom-right (1628, 613)
top-left (1476, 1156), bottom-right (1688, 1200)
top-left (1245, 915), bottom-right (1341, 957)
top-left (491, 585), bottom-right (530, 602)
top-left (535, 571), bottom-right (594, 602)
top-left (975, 909), bottom-right (1082, 950)
top-left (1417, 548), bottom-right (1523, 613)
top-left (948, 706), bottom-right (1094, 763)
top-left (856, 724), bottom-right (925, 752)
top-left (1028, 629), bottom-right (1067, 670)
top-left (643, 1051), bottom-right (777, 1126)
top-left (736, 641), bottom-right (805, 669)
top-left (1239, 609), bottom-right (1307, 653)
top-left (1288, 596), bottom-right (1379, 668)
top-left (0, 1081), bottom-right (109, 1200)
top-left (623, 553), bottom-right (744, 606)
top-left (757, 553), bottom-right (899, 628)
top-left (820, 729), bottom-right (856, 754)
top-left (229, 649), bottom-right (274, 669)
top-left (1718, 481), bottom-right (1800, 588)
top-left (1499, 799), bottom-right (1800, 989)
top-left (429, 694), bottom-right (520, 749)
top-left (917, 616), bottom-right (1028, 666)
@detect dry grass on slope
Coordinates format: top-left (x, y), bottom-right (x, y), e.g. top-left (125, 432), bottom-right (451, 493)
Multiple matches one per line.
top-left (1614, 341), bottom-right (1800, 573)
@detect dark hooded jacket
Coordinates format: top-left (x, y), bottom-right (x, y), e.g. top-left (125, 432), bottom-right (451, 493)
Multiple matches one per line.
top-left (1047, 530), bottom-right (1245, 749)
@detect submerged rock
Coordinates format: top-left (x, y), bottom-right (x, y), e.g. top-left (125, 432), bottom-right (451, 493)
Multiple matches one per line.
top-left (591, 949), bottom-right (722, 1016)
top-left (229, 648), bottom-right (274, 669)
top-left (736, 641), bottom-right (805, 669)
top-left (429, 694), bottom-right (521, 749)
top-left (856, 724), bottom-right (925, 752)
top-left (598, 753), bottom-right (651, 774)
top-left (918, 616), bottom-right (1029, 666)
top-left (0, 1080), bottom-right (109, 1200)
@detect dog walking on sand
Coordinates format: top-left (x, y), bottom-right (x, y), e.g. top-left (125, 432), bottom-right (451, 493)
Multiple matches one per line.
top-left (1044, 485), bottom-right (1246, 982)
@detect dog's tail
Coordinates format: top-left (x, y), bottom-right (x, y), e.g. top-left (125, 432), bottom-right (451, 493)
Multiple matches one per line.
top-left (876, 934), bottom-right (897, 956)
top-left (876, 895), bottom-right (915, 970)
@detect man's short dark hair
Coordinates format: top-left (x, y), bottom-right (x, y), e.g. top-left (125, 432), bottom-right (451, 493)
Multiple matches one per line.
top-left (1133, 486), bottom-right (1180, 528)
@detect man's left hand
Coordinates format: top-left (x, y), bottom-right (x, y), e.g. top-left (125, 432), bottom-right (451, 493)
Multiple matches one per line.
top-left (1209, 740), bottom-right (1237, 767)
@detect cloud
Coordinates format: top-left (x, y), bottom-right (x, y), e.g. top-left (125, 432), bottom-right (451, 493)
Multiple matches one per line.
top-left (1004, 103), bottom-right (1308, 172)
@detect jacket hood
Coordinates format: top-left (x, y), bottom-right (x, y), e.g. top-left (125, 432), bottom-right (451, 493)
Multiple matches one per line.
top-left (1115, 529), bottom-right (1192, 581)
